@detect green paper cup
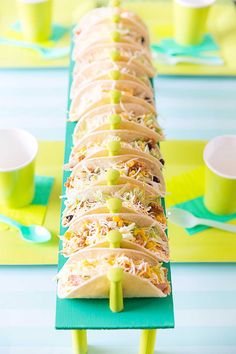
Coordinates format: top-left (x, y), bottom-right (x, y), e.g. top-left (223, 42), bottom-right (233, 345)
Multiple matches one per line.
top-left (174, 0), bottom-right (215, 46)
top-left (0, 129), bottom-right (38, 208)
top-left (17, 0), bottom-right (52, 43)
top-left (203, 135), bottom-right (236, 215)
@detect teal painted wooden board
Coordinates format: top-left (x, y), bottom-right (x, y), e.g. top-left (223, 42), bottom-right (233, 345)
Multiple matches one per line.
top-left (55, 47), bottom-right (174, 330)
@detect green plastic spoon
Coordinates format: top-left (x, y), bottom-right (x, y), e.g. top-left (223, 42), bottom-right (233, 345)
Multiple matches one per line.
top-left (0, 214), bottom-right (51, 243)
top-left (168, 208), bottom-right (236, 233)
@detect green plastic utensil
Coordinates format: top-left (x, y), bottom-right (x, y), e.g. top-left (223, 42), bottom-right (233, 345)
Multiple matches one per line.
top-left (168, 207), bottom-right (236, 233)
top-left (0, 214), bottom-right (51, 243)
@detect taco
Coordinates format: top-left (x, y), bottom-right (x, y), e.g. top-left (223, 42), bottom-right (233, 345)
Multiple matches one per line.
top-left (72, 109), bottom-right (163, 142)
top-left (70, 90), bottom-right (156, 122)
top-left (65, 130), bottom-right (164, 170)
top-left (70, 79), bottom-right (154, 119)
top-left (74, 7), bottom-right (149, 39)
top-left (65, 155), bottom-right (166, 197)
top-left (71, 65), bottom-right (152, 98)
top-left (62, 183), bottom-right (166, 228)
top-left (61, 213), bottom-right (169, 262)
top-left (72, 59), bottom-right (152, 88)
top-left (57, 248), bottom-right (170, 298)
top-left (73, 22), bottom-right (150, 56)
top-left (73, 42), bottom-right (156, 78)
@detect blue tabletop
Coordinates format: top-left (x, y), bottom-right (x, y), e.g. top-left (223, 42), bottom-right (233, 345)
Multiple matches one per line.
top-left (0, 69), bottom-right (236, 354)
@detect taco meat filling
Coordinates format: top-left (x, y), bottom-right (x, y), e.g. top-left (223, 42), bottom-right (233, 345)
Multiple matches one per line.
top-left (58, 254), bottom-right (171, 296)
top-left (61, 215), bottom-right (168, 257)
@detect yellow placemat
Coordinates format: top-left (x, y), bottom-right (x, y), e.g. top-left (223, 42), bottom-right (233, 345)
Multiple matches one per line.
top-left (161, 140), bottom-right (236, 263)
top-left (1, 0), bottom-right (236, 74)
top-left (166, 166), bottom-right (205, 206)
top-left (0, 141), bottom-right (63, 265)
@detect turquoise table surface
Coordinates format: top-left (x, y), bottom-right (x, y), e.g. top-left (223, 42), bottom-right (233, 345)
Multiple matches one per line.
top-left (0, 69), bottom-right (236, 353)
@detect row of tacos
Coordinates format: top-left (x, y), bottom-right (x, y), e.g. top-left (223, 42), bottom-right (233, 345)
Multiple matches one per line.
top-left (57, 4), bottom-right (171, 300)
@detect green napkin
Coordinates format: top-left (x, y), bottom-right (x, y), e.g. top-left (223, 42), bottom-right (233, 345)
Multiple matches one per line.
top-left (156, 34), bottom-right (219, 56)
top-left (151, 34), bottom-right (223, 65)
top-left (0, 22), bottom-right (70, 59)
top-left (175, 197), bottom-right (236, 235)
top-left (32, 175), bottom-right (54, 205)
top-left (11, 22), bottom-right (70, 42)
top-left (0, 175), bottom-right (54, 229)
top-left (166, 166), bottom-right (236, 235)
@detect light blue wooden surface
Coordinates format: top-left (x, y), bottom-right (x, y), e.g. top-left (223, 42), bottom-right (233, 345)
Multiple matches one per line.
top-left (0, 69), bottom-right (236, 354)
top-left (0, 70), bottom-right (236, 140)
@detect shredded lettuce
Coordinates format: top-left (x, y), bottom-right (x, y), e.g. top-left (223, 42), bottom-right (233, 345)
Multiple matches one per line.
top-left (61, 215), bottom-right (167, 256)
top-left (69, 135), bottom-right (161, 168)
top-left (62, 185), bottom-right (163, 227)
